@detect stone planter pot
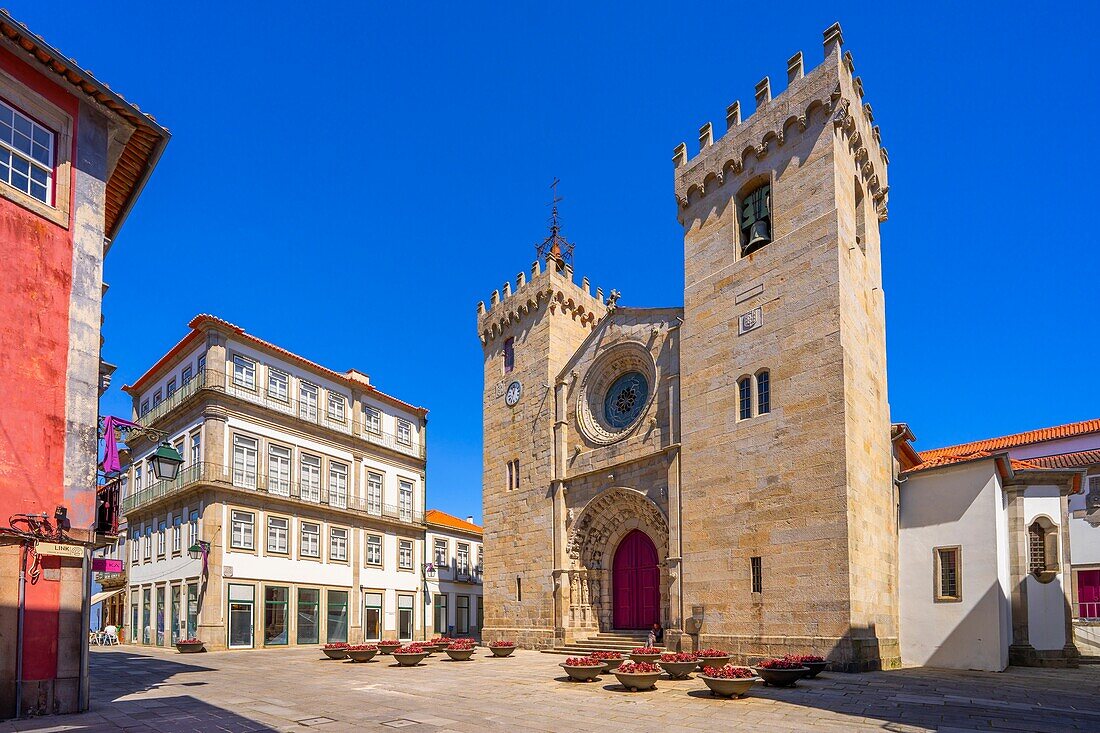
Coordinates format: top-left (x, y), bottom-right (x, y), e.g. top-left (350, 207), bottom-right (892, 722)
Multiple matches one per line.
top-left (753, 666), bottom-right (809, 687)
top-left (695, 655), bottom-right (731, 670)
top-left (322, 647), bottom-right (349, 660)
top-left (377, 643), bottom-right (401, 655)
top-left (630, 652), bottom-right (662, 664)
top-left (346, 649), bottom-right (377, 663)
top-left (599, 658), bottom-right (624, 673)
top-left (392, 651), bottom-right (429, 667)
top-left (699, 674), bottom-right (762, 698)
top-left (175, 642), bottom-right (204, 654)
top-left (445, 647), bottom-right (475, 661)
top-left (613, 670), bottom-right (661, 691)
top-left (803, 660), bottom-right (828, 678)
top-left (560, 663), bottom-right (602, 682)
top-left (489, 646), bottom-right (516, 657)
top-left (658, 660), bottom-right (697, 679)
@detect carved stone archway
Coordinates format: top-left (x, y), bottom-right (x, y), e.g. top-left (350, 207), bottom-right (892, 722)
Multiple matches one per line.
top-left (564, 488), bottom-right (670, 632)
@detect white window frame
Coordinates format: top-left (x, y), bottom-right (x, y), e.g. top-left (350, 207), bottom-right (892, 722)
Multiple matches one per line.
top-left (0, 98), bottom-right (54, 205)
top-left (399, 480), bottom-right (413, 522)
top-left (267, 516), bottom-right (289, 554)
top-left (399, 539), bottom-right (413, 570)
top-left (166, 378), bottom-right (177, 397)
top-left (171, 516), bottom-right (182, 554)
top-left (327, 393), bottom-right (346, 422)
top-left (188, 510), bottom-right (199, 548)
top-left (268, 368), bottom-right (289, 403)
top-left (300, 454), bottom-right (321, 502)
top-left (230, 510), bottom-right (255, 550)
top-left (457, 543), bottom-right (470, 575)
top-left (140, 399), bottom-right (150, 417)
top-left (181, 365), bottom-right (193, 384)
top-left (328, 462), bottom-right (348, 509)
top-left (231, 355), bottom-right (256, 390)
top-left (396, 419), bottom-right (412, 446)
top-left (330, 527), bottom-right (348, 562)
top-left (157, 520), bottom-right (166, 557)
top-left (365, 534), bottom-right (383, 566)
top-left (232, 435), bottom-right (258, 488)
top-left (363, 406), bottom-right (382, 434)
top-left (300, 521), bottom-right (320, 558)
top-left (190, 432), bottom-right (201, 466)
top-left (299, 382), bottom-right (319, 421)
top-left (267, 444), bottom-right (291, 497)
top-left (434, 538), bottom-right (448, 567)
top-left (366, 471), bottom-right (383, 515)
top-left (0, 79), bottom-right (72, 227)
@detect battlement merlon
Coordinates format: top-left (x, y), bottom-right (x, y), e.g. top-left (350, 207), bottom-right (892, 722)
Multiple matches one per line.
top-left (672, 22), bottom-right (889, 220)
top-left (476, 258), bottom-right (610, 346)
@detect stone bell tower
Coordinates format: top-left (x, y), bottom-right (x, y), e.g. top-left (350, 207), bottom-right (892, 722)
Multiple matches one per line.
top-left (476, 220), bottom-right (608, 648)
top-left (674, 23), bottom-right (898, 670)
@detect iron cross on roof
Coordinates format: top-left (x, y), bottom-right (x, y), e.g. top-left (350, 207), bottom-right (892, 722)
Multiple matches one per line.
top-left (536, 178), bottom-right (575, 267)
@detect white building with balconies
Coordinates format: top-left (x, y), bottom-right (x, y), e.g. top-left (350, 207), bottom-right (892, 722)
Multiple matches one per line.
top-left (119, 315), bottom-right (429, 651)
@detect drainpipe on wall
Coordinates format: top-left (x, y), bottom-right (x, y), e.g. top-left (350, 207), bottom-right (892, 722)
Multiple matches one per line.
top-left (15, 543), bottom-right (26, 719)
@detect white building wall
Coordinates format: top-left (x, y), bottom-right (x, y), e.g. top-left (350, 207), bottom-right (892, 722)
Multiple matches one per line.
top-left (899, 460), bottom-right (1010, 671)
top-left (1022, 486), bottom-right (1067, 651)
top-left (424, 527), bottom-right (483, 636)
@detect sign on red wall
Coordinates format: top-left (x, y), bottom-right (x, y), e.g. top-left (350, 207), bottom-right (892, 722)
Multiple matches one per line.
top-left (92, 558), bottom-right (123, 573)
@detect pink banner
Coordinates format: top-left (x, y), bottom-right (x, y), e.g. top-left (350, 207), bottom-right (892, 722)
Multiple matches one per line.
top-left (92, 558), bottom-right (123, 573)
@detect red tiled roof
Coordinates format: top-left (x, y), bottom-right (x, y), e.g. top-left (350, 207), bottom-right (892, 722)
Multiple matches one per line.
top-left (425, 509), bottom-right (482, 535)
top-left (123, 314), bottom-right (428, 417)
top-left (906, 450), bottom-right (998, 473)
top-left (1025, 450), bottom-right (1100, 471)
top-left (919, 418), bottom-right (1100, 461)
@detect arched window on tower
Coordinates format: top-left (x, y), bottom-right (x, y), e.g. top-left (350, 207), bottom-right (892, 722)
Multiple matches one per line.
top-left (740, 183), bottom-right (772, 256)
top-left (738, 377), bottom-right (752, 420)
top-left (756, 370), bottom-right (770, 415)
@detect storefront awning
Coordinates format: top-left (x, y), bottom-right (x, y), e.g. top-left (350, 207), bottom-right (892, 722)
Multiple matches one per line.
top-left (91, 587), bottom-right (125, 606)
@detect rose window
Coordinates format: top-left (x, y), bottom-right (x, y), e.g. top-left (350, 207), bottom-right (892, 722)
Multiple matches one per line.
top-left (603, 371), bottom-right (649, 429)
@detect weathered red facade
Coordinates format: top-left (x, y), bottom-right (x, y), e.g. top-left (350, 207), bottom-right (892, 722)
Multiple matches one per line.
top-left (0, 11), bottom-right (167, 718)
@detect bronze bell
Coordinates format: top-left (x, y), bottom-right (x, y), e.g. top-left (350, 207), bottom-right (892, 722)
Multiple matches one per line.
top-left (746, 219), bottom-right (771, 249)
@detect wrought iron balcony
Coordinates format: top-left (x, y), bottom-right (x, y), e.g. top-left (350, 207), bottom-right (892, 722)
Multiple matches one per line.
top-left (134, 369), bottom-right (424, 460)
top-left (121, 461), bottom-right (424, 526)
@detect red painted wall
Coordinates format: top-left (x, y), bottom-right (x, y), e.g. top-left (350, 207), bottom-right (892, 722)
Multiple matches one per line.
top-left (0, 45), bottom-right (80, 684)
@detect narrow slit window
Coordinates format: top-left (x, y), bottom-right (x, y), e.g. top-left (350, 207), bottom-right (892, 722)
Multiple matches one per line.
top-left (757, 371), bottom-right (770, 415)
top-left (503, 337), bottom-right (515, 374)
top-left (738, 377), bottom-right (752, 420)
top-left (750, 556), bottom-right (762, 593)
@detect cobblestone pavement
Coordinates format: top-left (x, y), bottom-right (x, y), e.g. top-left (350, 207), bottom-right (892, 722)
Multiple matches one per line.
top-left (3, 647), bottom-right (1100, 732)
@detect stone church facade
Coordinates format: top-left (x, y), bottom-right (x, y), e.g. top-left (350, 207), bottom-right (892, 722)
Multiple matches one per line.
top-left (477, 24), bottom-right (897, 672)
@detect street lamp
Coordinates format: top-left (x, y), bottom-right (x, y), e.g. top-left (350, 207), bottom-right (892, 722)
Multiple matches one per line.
top-left (187, 540), bottom-right (210, 561)
top-left (149, 441), bottom-right (184, 481)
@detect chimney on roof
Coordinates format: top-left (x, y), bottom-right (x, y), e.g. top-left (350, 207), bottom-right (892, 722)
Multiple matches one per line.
top-left (345, 369), bottom-right (370, 386)
top-left (467, 516), bottom-right (474, 524)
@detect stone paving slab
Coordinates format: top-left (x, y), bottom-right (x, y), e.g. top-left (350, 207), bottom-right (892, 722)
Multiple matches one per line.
top-left (2, 647), bottom-right (1100, 731)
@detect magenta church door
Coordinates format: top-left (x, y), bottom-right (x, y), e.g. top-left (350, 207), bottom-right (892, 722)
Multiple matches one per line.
top-left (612, 530), bottom-right (659, 629)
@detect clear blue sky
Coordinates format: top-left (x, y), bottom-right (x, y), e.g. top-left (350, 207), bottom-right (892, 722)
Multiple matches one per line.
top-left (15, 1), bottom-right (1098, 521)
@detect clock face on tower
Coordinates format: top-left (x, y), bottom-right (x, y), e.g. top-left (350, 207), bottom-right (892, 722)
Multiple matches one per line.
top-left (505, 380), bottom-right (522, 407)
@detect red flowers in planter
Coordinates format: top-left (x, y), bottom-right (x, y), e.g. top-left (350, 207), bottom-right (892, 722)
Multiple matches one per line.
top-left (617, 662), bottom-right (661, 674)
top-left (757, 658), bottom-right (803, 669)
top-left (695, 648), bottom-right (728, 657)
top-left (429, 636), bottom-right (450, 644)
top-left (785, 654), bottom-right (825, 664)
top-left (632, 647), bottom-right (662, 654)
top-left (489, 641), bottom-right (515, 648)
top-left (394, 645), bottom-right (426, 654)
top-left (565, 656), bottom-right (602, 667)
top-left (379, 639), bottom-right (401, 645)
top-left (660, 652), bottom-right (697, 662)
top-left (592, 651), bottom-right (623, 660)
top-left (323, 643), bottom-right (349, 650)
top-left (702, 665), bottom-right (754, 679)
top-left (448, 640), bottom-right (476, 650)
top-left (177, 638), bottom-right (202, 644)
top-left (347, 644), bottom-right (378, 651)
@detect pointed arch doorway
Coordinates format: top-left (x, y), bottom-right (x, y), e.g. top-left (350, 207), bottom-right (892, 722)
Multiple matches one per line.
top-left (612, 529), bottom-right (660, 629)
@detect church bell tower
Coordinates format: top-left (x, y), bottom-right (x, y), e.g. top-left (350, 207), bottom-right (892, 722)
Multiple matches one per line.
top-left (674, 23), bottom-right (898, 671)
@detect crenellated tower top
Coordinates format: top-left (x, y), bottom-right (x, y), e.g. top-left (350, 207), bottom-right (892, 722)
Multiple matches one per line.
top-left (672, 22), bottom-right (889, 223)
